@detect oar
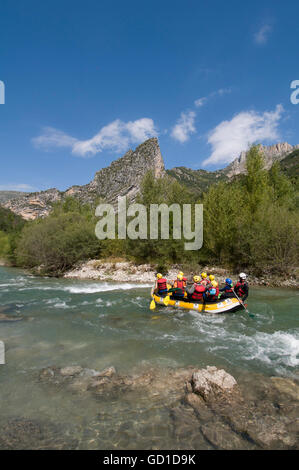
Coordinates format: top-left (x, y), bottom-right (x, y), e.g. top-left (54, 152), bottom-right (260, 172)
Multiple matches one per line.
top-left (150, 287), bottom-right (156, 310)
top-left (233, 289), bottom-right (254, 318)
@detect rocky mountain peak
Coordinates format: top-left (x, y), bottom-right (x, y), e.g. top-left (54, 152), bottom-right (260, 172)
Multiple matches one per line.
top-left (2, 138), bottom-right (166, 219)
top-left (224, 142), bottom-right (299, 178)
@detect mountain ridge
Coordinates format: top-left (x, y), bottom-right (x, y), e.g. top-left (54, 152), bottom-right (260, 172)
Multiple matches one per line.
top-left (1, 139), bottom-right (298, 220)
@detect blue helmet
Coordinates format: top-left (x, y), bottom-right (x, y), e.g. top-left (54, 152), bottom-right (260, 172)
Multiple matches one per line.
top-left (225, 278), bottom-right (232, 285)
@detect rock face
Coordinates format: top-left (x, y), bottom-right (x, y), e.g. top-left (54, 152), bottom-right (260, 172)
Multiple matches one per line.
top-left (224, 142), bottom-right (299, 178)
top-left (2, 138), bottom-right (297, 220)
top-left (3, 188), bottom-right (62, 220)
top-left (2, 138), bottom-right (165, 219)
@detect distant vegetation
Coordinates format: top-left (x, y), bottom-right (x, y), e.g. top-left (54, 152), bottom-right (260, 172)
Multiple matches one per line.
top-left (1, 145), bottom-right (298, 276)
top-left (0, 206), bottom-right (26, 262)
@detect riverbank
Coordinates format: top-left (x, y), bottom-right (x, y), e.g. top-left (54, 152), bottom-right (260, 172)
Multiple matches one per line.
top-left (64, 259), bottom-right (299, 288)
top-left (1, 266), bottom-right (298, 449)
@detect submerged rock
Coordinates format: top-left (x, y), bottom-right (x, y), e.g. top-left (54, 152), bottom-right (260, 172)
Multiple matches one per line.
top-left (0, 418), bottom-right (78, 450)
top-left (36, 364), bottom-right (299, 450)
top-left (191, 366), bottom-right (237, 400)
top-left (0, 313), bottom-right (23, 322)
top-left (60, 365), bottom-right (83, 377)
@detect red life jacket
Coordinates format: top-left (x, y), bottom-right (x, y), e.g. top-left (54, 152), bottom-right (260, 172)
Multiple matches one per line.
top-left (235, 281), bottom-right (247, 296)
top-left (175, 280), bottom-right (185, 291)
top-left (201, 279), bottom-right (209, 287)
top-left (157, 278), bottom-right (167, 291)
top-left (182, 277), bottom-right (187, 287)
top-left (191, 283), bottom-right (205, 300)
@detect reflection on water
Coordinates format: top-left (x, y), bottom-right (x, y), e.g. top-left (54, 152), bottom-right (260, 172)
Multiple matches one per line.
top-left (0, 267), bottom-right (298, 449)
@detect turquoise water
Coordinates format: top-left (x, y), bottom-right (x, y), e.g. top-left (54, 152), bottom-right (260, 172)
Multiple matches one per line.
top-left (0, 266), bottom-right (298, 449)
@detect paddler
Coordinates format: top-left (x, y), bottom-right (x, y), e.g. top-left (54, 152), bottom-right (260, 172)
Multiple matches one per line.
top-left (155, 273), bottom-right (168, 296)
top-left (186, 275), bottom-right (206, 301)
top-left (219, 278), bottom-right (235, 298)
top-left (203, 280), bottom-right (219, 301)
top-left (200, 272), bottom-right (209, 286)
top-left (178, 271), bottom-right (187, 288)
top-left (169, 273), bottom-right (185, 299)
top-left (234, 273), bottom-right (249, 300)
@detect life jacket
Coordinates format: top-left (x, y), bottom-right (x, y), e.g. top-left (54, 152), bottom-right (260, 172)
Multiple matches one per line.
top-left (206, 286), bottom-right (219, 301)
top-left (235, 280), bottom-right (247, 297)
top-left (191, 283), bottom-right (205, 301)
top-left (182, 277), bottom-right (187, 287)
top-left (175, 280), bottom-right (185, 291)
top-left (201, 279), bottom-right (209, 287)
top-left (157, 278), bottom-right (167, 291)
top-left (224, 284), bottom-right (233, 293)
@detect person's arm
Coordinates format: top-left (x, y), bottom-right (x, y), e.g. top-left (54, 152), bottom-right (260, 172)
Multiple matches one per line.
top-left (187, 285), bottom-right (195, 295)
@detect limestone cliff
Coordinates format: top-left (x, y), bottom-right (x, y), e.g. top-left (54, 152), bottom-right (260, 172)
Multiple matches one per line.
top-left (1, 139), bottom-right (298, 220)
top-left (2, 138), bottom-right (165, 220)
top-left (224, 142), bottom-right (299, 178)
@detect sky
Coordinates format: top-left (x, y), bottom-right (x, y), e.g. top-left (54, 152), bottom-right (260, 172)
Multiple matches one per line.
top-left (0, 0), bottom-right (299, 192)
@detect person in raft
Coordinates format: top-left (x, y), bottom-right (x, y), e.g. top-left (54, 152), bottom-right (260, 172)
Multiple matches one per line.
top-left (155, 273), bottom-right (168, 296)
top-left (178, 271), bottom-right (187, 288)
top-left (186, 276), bottom-right (206, 301)
top-left (200, 272), bottom-right (209, 286)
top-left (203, 280), bottom-right (219, 302)
top-left (234, 273), bottom-right (249, 301)
top-left (219, 278), bottom-right (235, 298)
top-left (169, 273), bottom-right (185, 300)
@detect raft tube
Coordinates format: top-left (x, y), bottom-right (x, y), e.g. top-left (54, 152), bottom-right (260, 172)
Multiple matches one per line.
top-left (151, 289), bottom-right (243, 314)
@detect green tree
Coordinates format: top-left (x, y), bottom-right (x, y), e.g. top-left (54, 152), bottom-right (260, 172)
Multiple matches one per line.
top-left (16, 200), bottom-right (101, 275)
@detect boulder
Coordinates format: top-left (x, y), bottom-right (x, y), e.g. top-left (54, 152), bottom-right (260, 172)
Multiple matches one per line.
top-left (191, 366), bottom-right (237, 400)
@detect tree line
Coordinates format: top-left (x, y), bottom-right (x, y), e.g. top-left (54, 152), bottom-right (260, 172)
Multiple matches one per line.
top-left (1, 146), bottom-right (298, 276)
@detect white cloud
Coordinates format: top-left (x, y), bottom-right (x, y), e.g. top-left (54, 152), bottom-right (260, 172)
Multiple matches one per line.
top-left (194, 88), bottom-right (232, 108)
top-left (33, 118), bottom-right (158, 157)
top-left (171, 111), bottom-right (196, 143)
top-left (194, 97), bottom-right (207, 108)
top-left (0, 184), bottom-right (35, 191)
top-left (254, 24), bottom-right (272, 44)
top-left (203, 104), bottom-right (284, 167)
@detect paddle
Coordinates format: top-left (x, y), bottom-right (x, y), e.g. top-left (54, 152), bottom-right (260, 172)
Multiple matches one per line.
top-left (233, 288), bottom-right (254, 318)
top-left (149, 286), bottom-right (156, 310)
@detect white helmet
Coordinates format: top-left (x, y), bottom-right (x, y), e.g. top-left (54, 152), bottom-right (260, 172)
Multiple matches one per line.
top-left (239, 272), bottom-right (246, 279)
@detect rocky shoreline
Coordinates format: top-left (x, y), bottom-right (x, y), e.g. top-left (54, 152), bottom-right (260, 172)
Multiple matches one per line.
top-left (64, 259), bottom-right (299, 289)
top-left (1, 364), bottom-right (298, 449)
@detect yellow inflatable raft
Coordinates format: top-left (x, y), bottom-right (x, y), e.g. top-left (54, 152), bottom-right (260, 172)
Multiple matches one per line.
top-left (151, 289), bottom-right (243, 314)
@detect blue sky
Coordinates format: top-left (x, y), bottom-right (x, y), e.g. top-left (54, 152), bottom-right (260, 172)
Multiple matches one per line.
top-left (0, 0), bottom-right (298, 192)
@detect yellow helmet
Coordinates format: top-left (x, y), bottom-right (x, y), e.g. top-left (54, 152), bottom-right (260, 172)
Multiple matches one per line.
top-left (177, 273), bottom-right (183, 281)
top-left (211, 280), bottom-right (217, 288)
top-left (201, 272), bottom-right (207, 278)
top-left (157, 273), bottom-right (162, 279)
top-left (179, 271), bottom-right (184, 277)
top-left (209, 274), bottom-right (215, 281)
top-left (193, 275), bottom-right (200, 283)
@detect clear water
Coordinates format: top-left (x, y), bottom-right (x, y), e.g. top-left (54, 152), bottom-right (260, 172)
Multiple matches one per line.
top-left (0, 266), bottom-right (298, 449)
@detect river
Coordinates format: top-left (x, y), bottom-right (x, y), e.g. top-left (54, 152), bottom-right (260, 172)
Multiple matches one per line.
top-left (0, 266), bottom-right (298, 449)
